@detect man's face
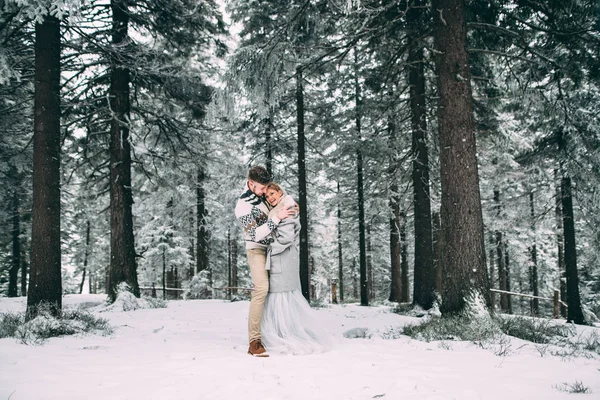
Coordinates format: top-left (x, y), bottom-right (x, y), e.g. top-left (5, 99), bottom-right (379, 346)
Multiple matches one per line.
top-left (248, 180), bottom-right (267, 196)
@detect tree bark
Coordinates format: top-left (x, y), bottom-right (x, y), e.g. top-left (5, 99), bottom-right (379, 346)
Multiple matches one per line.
top-left (388, 114), bottom-right (402, 303)
top-left (296, 66), bottom-right (310, 301)
top-left (79, 220), bottom-right (91, 294)
top-left (367, 223), bottom-right (373, 301)
top-left (555, 171), bottom-right (566, 317)
top-left (494, 189), bottom-right (508, 312)
top-left (504, 241), bottom-right (512, 314)
top-left (231, 229), bottom-right (238, 295)
top-left (264, 111), bottom-right (274, 176)
top-left (108, 0), bottom-right (140, 302)
top-left (561, 176), bottom-right (585, 324)
top-left (337, 182), bottom-right (344, 303)
top-left (432, 0), bottom-right (490, 315)
top-left (400, 211), bottom-right (410, 303)
top-left (529, 190), bottom-right (539, 315)
top-left (196, 166), bottom-right (209, 273)
top-left (354, 50), bottom-right (368, 306)
top-left (27, 16), bottom-right (62, 319)
top-left (21, 233), bottom-right (28, 297)
top-left (9, 190), bottom-right (21, 297)
top-left (433, 212), bottom-right (443, 295)
top-left (408, 0), bottom-right (436, 311)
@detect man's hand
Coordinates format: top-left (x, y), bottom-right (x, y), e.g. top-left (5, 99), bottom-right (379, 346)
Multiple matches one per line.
top-left (276, 207), bottom-right (296, 220)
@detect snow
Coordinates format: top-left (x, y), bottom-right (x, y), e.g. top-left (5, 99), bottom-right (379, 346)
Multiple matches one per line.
top-left (1, 295), bottom-right (599, 400)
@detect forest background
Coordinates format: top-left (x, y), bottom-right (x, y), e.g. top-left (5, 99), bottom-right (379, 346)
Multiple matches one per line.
top-left (0, 0), bottom-right (599, 323)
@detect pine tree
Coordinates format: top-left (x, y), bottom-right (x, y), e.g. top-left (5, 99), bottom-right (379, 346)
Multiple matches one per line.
top-left (432, 0), bottom-right (490, 315)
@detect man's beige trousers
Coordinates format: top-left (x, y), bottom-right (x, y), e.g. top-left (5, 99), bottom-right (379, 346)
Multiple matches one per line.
top-left (246, 248), bottom-right (269, 343)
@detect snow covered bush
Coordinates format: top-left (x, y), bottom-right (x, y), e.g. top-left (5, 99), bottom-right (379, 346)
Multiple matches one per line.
top-left (0, 304), bottom-right (112, 345)
top-left (184, 270), bottom-right (212, 299)
top-left (402, 291), bottom-right (503, 345)
top-left (102, 283), bottom-right (167, 311)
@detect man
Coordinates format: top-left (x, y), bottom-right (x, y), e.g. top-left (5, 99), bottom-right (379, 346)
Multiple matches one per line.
top-left (235, 166), bottom-right (295, 357)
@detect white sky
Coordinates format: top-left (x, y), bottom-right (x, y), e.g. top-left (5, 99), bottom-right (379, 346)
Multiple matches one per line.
top-left (1, 294), bottom-right (599, 399)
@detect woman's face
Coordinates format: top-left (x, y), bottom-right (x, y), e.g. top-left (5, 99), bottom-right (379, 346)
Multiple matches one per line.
top-left (265, 188), bottom-right (283, 207)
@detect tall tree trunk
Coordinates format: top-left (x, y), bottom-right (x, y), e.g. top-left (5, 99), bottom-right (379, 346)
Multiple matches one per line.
top-left (231, 230), bottom-right (238, 295)
top-left (79, 220), bottom-right (91, 294)
top-left (27, 16), bottom-right (62, 319)
top-left (555, 172), bottom-right (567, 317)
top-left (388, 117), bottom-right (402, 303)
top-left (296, 66), bottom-right (310, 301)
top-left (494, 189), bottom-right (508, 312)
top-left (400, 211), bottom-right (410, 303)
top-left (108, 0), bottom-right (139, 302)
top-left (432, 0), bottom-right (490, 315)
top-left (265, 111), bottom-right (274, 176)
top-left (367, 223), bottom-right (373, 301)
top-left (196, 166), bottom-right (209, 274)
top-left (21, 233), bottom-right (28, 297)
top-left (337, 182), bottom-right (344, 303)
top-left (9, 190), bottom-right (21, 297)
top-left (354, 51), bottom-right (368, 306)
top-left (529, 191), bottom-right (539, 315)
top-left (561, 177), bottom-right (585, 324)
top-left (188, 209), bottom-right (195, 278)
top-left (433, 212), bottom-right (443, 295)
top-left (352, 257), bottom-right (358, 300)
top-left (504, 241), bottom-right (512, 314)
top-left (408, 0), bottom-right (435, 311)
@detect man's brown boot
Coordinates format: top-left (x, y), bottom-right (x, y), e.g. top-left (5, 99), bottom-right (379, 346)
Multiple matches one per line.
top-left (248, 339), bottom-right (269, 357)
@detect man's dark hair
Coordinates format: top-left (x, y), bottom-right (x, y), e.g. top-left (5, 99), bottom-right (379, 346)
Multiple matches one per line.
top-left (248, 166), bottom-right (271, 184)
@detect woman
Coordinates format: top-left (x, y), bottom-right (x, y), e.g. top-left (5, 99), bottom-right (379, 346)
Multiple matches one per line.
top-left (260, 182), bottom-right (333, 355)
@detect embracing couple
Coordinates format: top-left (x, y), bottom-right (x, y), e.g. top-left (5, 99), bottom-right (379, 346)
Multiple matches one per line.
top-left (234, 166), bottom-right (332, 357)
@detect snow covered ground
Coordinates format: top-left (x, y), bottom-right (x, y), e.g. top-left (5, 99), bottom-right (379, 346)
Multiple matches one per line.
top-left (1, 294), bottom-right (599, 400)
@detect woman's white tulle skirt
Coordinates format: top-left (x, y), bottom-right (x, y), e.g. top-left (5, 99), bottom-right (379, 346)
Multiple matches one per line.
top-left (261, 289), bottom-right (333, 355)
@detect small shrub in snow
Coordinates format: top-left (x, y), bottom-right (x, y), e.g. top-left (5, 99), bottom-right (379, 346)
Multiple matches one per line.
top-left (184, 270), bottom-right (212, 300)
top-left (555, 381), bottom-right (591, 394)
top-left (343, 327), bottom-right (370, 339)
top-left (0, 313), bottom-right (23, 338)
top-left (0, 304), bottom-right (112, 345)
top-left (104, 290), bottom-right (167, 312)
top-left (494, 315), bottom-right (573, 344)
top-left (403, 292), bottom-right (502, 344)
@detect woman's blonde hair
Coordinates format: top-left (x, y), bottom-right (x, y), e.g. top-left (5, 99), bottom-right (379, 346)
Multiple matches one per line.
top-left (266, 182), bottom-right (282, 192)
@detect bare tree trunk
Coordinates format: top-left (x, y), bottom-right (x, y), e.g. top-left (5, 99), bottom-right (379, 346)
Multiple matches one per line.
top-left (555, 172), bottom-right (566, 317)
top-left (529, 191), bottom-right (539, 315)
top-left (354, 51), bottom-right (369, 306)
top-left (27, 16), bottom-right (62, 319)
top-left (408, 0), bottom-right (435, 310)
top-left (433, 212), bottom-right (443, 295)
top-left (337, 182), bottom-right (344, 303)
top-left (432, 0), bottom-right (490, 315)
top-left (21, 232), bottom-right (28, 297)
top-left (561, 177), bottom-right (584, 324)
top-left (264, 111), bottom-right (274, 176)
top-left (108, 0), bottom-right (139, 302)
top-left (388, 114), bottom-right (402, 303)
top-left (188, 209), bottom-right (195, 279)
top-left (79, 220), bottom-right (91, 294)
top-left (296, 66), bottom-right (310, 301)
top-left (494, 190), bottom-right (508, 312)
top-left (400, 211), bottom-right (410, 303)
top-left (196, 166), bottom-right (209, 274)
top-left (504, 241), bottom-right (512, 314)
top-left (367, 223), bottom-right (373, 301)
top-left (231, 229), bottom-right (238, 296)
top-left (9, 190), bottom-right (21, 297)
top-left (352, 257), bottom-right (358, 300)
